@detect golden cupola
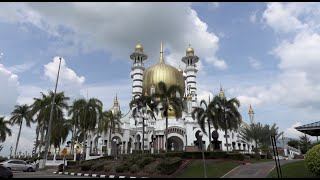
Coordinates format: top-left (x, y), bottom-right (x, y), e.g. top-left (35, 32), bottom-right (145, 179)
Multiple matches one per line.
top-left (135, 41), bottom-right (143, 53)
top-left (186, 44), bottom-right (194, 56)
top-left (142, 42), bottom-right (185, 96)
top-left (219, 84), bottom-right (225, 98)
top-left (249, 104), bottom-right (254, 114)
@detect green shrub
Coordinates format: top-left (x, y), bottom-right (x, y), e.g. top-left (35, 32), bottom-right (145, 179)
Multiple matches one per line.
top-left (92, 162), bottom-right (105, 171)
top-left (254, 153), bottom-right (261, 160)
top-left (115, 162), bottom-right (132, 173)
top-left (80, 161), bottom-right (95, 171)
top-left (67, 161), bottom-right (77, 166)
top-left (129, 164), bottom-right (140, 173)
top-left (104, 163), bottom-right (114, 172)
top-left (305, 144), bottom-right (320, 175)
top-left (156, 157), bottom-right (182, 175)
top-left (136, 157), bottom-right (154, 168)
top-left (0, 156), bottom-right (8, 162)
top-left (226, 153), bottom-right (245, 161)
top-left (143, 161), bottom-right (159, 174)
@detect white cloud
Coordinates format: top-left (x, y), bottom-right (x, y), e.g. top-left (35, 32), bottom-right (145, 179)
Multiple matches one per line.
top-left (44, 56), bottom-right (85, 99)
top-left (209, 2), bottom-right (220, 9)
top-left (284, 122), bottom-right (303, 138)
top-left (0, 64), bottom-right (19, 116)
top-left (8, 62), bottom-right (36, 73)
top-left (0, 2), bottom-right (226, 71)
top-left (248, 56), bottom-right (261, 70)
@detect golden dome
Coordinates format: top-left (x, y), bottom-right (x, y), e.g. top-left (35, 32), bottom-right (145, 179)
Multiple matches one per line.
top-left (142, 42), bottom-right (185, 97)
top-left (113, 95), bottom-right (119, 107)
top-left (178, 66), bottom-right (183, 73)
top-left (186, 44), bottom-right (194, 56)
top-left (135, 41), bottom-right (143, 52)
top-left (249, 104), bottom-right (254, 114)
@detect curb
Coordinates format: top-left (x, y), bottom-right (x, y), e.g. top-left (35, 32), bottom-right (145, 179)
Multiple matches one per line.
top-left (220, 165), bottom-right (240, 178)
top-left (53, 171), bottom-right (148, 178)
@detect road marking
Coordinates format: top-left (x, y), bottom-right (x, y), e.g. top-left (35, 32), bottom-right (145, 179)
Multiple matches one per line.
top-left (109, 175), bottom-right (115, 178)
top-left (119, 176), bottom-right (125, 178)
top-left (100, 175), bottom-right (106, 178)
top-left (84, 173), bottom-right (89, 176)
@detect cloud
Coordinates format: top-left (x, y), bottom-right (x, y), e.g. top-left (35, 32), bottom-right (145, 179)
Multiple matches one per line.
top-left (284, 122), bottom-right (303, 138)
top-left (0, 2), bottom-right (226, 71)
top-left (0, 64), bottom-right (19, 116)
top-left (248, 56), bottom-right (261, 70)
top-left (44, 56), bottom-right (85, 99)
top-left (8, 62), bottom-right (36, 73)
top-left (209, 2), bottom-right (220, 9)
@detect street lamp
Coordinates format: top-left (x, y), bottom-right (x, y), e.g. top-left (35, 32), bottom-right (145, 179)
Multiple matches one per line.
top-left (199, 132), bottom-right (207, 178)
top-left (113, 139), bottom-right (117, 172)
top-left (42, 57), bottom-right (63, 167)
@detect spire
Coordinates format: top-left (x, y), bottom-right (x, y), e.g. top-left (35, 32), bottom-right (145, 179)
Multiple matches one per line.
top-left (219, 84), bottom-right (225, 98)
top-left (159, 41), bottom-right (164, 63)
top-left (249, 104), bottom-right (254, 114)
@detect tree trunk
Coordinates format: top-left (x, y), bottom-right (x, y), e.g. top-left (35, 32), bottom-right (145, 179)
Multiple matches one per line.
top-left (14, 120), bottom-right (23, 157)
top-left (109, 125), bottom-right (112, 154)
top-left (165, 111), bottom-right (168, 152)
top-left (35, 124), bottom-right (40, 154)
top-left (142, 117), bottom-right (145, 154)
top-left (38, 123), bottom-right (44, 156)
top-left (208, 120), bottom-right (212, 151)
top-left (224, 110), bottom-right (229, 152)
top-left (71, 125), bottom-right (76, 154)
top-left (225, 129), bottom-right (229, 152)
top-left (82, 131), bottom-right (86, 160)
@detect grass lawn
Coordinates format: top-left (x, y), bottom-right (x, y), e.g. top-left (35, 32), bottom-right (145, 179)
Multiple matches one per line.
top-left (267, 160), bottom-right (320, 178)
top-left (176, 160), bottom-right (239, 178)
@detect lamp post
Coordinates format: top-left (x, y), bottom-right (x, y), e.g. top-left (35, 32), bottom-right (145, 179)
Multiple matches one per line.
top-left (199, 132), bottom-right (207, 178)
top-left (42, 57), bottom-right (62, 167)
top-left (9, 146), bottom-right (13, 158)
top-left (113, 139), bottom-right (117, 172)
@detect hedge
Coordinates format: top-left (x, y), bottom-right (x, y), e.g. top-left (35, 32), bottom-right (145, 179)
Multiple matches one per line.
top-left (156, 157), bottom-right (182, 175)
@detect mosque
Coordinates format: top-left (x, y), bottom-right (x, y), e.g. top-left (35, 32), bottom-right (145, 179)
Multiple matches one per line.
top-left (84, 42), bottom-right (255, 159)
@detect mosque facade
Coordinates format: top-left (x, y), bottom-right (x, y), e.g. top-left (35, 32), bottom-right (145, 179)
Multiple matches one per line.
top-left (84, 42), bottom-right (255, 159)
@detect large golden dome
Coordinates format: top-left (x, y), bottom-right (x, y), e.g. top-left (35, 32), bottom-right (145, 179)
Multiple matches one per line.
top-left (142, 43), bottom-right (185, 97)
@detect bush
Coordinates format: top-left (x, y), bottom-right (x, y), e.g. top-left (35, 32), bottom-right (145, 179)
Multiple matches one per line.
top-left (254, 153), bottom-right (261, 160)
top-left (305, 144), bottom-right (320, 175)
top-left (80, 161), bottom-right (95, 171)
top-left (92, 162), bottom-right (105, 171)
top-left (226, 153), bottom-right (245, 161)
top-left (143, 161), bottom-right (160, 174)
top-left (156, 157), bottom-right (182, 175)
top-left (103, 163), bottom-right (114, 172)
top-left (115, 162), bottom-right (132, 173)
top-left (136, 157), bottom-right (154, 168)
top-left (67, 161), bottom-right (77, 166)
top-left (293, 154), bottom-right (304, 159)
top-left (129, 164), bottom-right (140, 173)
top-left (0, 156), bottom-right (8, 162)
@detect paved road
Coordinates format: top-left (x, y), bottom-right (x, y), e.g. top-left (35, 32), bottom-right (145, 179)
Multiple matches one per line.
top-left (222, 159), bottom-right (302, 178)
top-left (12, 170), bottom-right (94, 178)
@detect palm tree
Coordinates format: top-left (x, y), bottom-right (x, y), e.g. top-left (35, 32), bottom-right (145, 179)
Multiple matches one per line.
top-left (30, 91), bottom-right (70, 155)
top-left (239, 122), bottom-right (263, 152)
top-left (74, 98), bottom-right (103, 159)
top-left (0, 117), bottom-right (12, 142)
top-left (9, 104), bottom-right (33, 157)
top-left (68, 99), bottom-right (84, 154)
top-left (51, 118), bottom-right (71, 153)
top-left (192, 98), bottom-right (219, 151)
top-left (129, 94), bottom-right (158, 153)
top-left (98, 110), bottom-right (122, 154)
top-left (153, 81), bottom-right (183, 152)
top-left (213, 95), bottom-right (242, 152)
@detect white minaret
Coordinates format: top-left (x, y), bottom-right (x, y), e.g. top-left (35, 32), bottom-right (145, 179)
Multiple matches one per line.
top-left (248, 104), bottom-right (255, 124)
top-left (130, 41), bottom-right (148, 98)
top-left (181, 44), bottom-right (199, 108)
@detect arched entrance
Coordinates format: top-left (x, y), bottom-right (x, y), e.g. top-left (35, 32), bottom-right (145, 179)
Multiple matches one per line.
top-left (167, 136), bottom-right (184, 151)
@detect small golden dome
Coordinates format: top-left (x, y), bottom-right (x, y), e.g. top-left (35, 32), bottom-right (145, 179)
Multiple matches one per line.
top-left (186, 44), bottom-right (194, 56)
top-left (249, 104), bottom-right (254, 114)
top-left (113, 95), bottom-right (119, 107)
top-left (135, 41), bottom-right (143, 52)
top-left (219, 84), bottom-right (225, 98)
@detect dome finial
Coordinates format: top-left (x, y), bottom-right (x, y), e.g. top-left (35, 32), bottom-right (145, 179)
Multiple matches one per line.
top-left (219, 84), bottom-right (225, 98)
top-left (186, 43), bottom-right (194, 56)
top-left (159, 41), bottom-right (164, 63)
top-left (135, 41), bottom-right (143, 52)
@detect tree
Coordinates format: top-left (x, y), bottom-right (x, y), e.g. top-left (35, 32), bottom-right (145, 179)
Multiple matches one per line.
top-left (287, 140), bottom-right (299, 149)
top-left (98, 110), bottom-right (122, 154)
top-left (9, 104), bottom-right (33, 157)
top-left (75, 98), bottom-right (103, 159)
top-left (192, 99), bottom-right (219, 151)
top-left (129, 94), bottom-right (158, 153)
top-left (213, 95), bottom-right (242, 152)
top-left (30, 91), bottom-right (70, 155)
top-left (0, 117), bottom-right (12, 143)
top-left (153, 81), bottom-right (183, 152)
top-left (239, 122), bottom-right (263, 152)
top-left (299, 134), bottom-right (311, 154)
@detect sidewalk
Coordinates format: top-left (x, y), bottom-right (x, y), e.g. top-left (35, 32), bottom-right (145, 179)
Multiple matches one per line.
top-left (221, 159), bottom-right (302, 178)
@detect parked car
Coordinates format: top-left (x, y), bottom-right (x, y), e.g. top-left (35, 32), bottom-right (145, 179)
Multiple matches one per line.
top-left (0, 159), bottom-right (36, 172)
top-left (0, 165), bottom-right (13, 178)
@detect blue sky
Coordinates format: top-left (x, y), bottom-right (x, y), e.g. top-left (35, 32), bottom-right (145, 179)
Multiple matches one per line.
top-left (1, 2), bottom-right (320, 156)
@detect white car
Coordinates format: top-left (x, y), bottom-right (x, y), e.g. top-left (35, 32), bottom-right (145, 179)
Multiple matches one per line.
top-left (0, 159), bottom-right (37, 172)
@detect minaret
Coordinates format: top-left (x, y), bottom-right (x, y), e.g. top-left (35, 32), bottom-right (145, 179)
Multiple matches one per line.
top-left (219, 84), bottom-right (225, 99)
top-left (113, 94), bottom-right (120, 115)
top-left (130, 41), bottom-right (148, 99)
top-left (248, 104), bottom-right (255, 124)
top-left (181, 44), bottom-right (199, 108)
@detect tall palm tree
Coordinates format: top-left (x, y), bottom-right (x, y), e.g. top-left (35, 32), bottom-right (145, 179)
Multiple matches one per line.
top-left (153, 81), bottom-right (183, 152)
top-left (98, 110), bottom-right (122, 154)
top-left (9, 104), bottom-right (33, 157)
top-left (51, 118), bottom-right (71, 153)
top-left (74, 98), bottom-right (103, 159)
top-left (30, 91), bottom-right (70, 155)
top-left (213, 95), bottom-right (242, 152)
top-left (239, 122), bottom-right (263, 152)
top-left (68, 99), bottom-right (84, 154)
top-left (0, 116), bottom-right (12, 143)
top-left (192, 98), bottom-right (219, 151)
top-left (129, 94), bottom-right (158, 153)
